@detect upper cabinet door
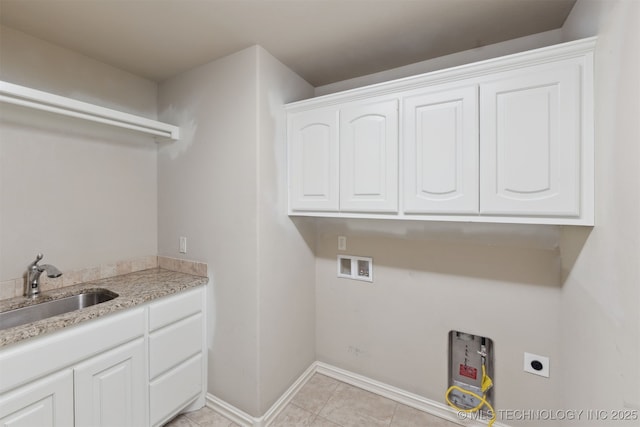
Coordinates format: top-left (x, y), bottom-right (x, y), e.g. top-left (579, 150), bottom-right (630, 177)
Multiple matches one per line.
top-left (288, 108), bottom-right (339, 212)
top-left (480, 59), bottom-right (583, 216)
top-left (340, 98), bottom-right (399, 213)
top-left (403, 85), bottom-right (479, 214)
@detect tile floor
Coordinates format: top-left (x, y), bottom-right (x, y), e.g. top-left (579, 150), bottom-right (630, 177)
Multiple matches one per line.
top-left (165, 373), bottom-right (462, 427)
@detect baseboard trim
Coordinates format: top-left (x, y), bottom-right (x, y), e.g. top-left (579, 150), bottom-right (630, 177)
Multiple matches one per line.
top-left (207, 361), bottom-right (509, 427)
top-left (316, 362), bottom-right (508, 427)
top-left (205, 362), bottom-right (317, 427)
top-left (260, 362), bottom-right (318, 426)
top-left (206, 394), bottom-right (255, 427)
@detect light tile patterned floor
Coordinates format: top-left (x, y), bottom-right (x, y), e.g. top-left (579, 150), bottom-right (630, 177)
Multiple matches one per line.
top-left (165, 373), bottom-right (462, 427)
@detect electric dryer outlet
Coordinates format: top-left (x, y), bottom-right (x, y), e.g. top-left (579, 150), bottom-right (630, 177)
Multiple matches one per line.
top-left (524, 352), bottom-right (550, 377)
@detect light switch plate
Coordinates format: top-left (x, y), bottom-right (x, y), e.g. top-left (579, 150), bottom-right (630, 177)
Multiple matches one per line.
top-left (338, 236), bottom-right (347, 251)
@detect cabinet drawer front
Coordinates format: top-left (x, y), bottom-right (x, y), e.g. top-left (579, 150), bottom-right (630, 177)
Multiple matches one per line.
top-left (149, 287), bottom-right (202, 331)
top-left (0, 308), bottom-right (145, 394)
top-left (149, 313), bottom-right (203, 379)
top-left (149, 354), bottom-right (203, 427)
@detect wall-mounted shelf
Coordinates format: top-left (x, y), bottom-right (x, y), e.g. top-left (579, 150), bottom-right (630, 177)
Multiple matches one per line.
top-left (0, 80), bottom-right (179, 141)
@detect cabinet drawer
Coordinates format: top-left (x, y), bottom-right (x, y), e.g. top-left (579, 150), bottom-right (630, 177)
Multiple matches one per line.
top-left (149, 354), bottom-right (202, 427)
top-left (0, 307), bottom-right (145, 394)
top-left (149, 313), bottom-right (202, 379)
top-left (149, 287), bottom-right (202, 331)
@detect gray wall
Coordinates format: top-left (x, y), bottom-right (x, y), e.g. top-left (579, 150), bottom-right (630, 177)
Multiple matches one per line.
top-left (256, 47), bottom-right (317, 413)
top-left (157, 46), bottom-right (316, 416)
top-left (312, 31), bottom-right (572, 425)
top-left (560, 0), bottom-right (640, 422)
top-left (0, 26), bottom-right (158, 282)
top-left (312, 2), bottom-right (640, 425)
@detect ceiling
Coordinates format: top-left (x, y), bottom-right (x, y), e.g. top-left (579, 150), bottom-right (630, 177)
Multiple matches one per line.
top-left (0, 0), bottom-right (576, 87)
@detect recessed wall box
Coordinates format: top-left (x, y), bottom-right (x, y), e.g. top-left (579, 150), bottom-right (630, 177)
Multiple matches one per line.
top-left (337, 255), bottom-right (373, 282)
top-left (447, 331), bottom-right (494, 414)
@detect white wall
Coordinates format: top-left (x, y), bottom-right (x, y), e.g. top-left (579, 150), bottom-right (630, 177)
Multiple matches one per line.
top-left (0, 26), bottom-right (158, 282)
top-left (559, 1), bottom-right (640, 423)
top-left (312, 4), bottom-right (640, 426)
top-left (157, 46), bottom-right (315, 416)
top-left (315, 29), bottom-right (563, 96)
top-left (316, 232), bottom-right (562, 421)
top-left (158, 47), bottom-right (261, 413)
top-left (311, 29), bottom-right (585, 426)
top-left (256, 47), bottom-right (317, 413)
top-left (0, 26), bottom-right (157, 117)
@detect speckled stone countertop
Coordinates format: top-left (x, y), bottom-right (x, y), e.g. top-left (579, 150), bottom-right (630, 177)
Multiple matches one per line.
top-left (0, 268), bottom-right (207, 348)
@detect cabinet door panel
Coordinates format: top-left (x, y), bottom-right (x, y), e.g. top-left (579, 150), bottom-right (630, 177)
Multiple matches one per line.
top-left (74, 338), bottom-right (146, 427)
top-left (0, 370), bottom-right (73, 427)
top-left (480, 60), bottom-right (582, 216)
top-left (289, 108), bottom-right (339, 211)
top-left (404, 85), bottom-right (479, 213)
top-left (340, 99), bottom-right (398, 212)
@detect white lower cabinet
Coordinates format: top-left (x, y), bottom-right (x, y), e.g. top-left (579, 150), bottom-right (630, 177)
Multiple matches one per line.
top-left (0, 369), bottom-right (73, 427)
top-left (0, 286), bottom-right (206, 427)
top-left (150, 354), bottom-right (203, 427)
top-left (148, 288), bottom-right (206, 427)
top-left (74, 338), bottom-right (146, 427)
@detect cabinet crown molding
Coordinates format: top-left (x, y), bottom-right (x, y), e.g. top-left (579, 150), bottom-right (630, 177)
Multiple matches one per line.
top-left (286, 37), bottom-right (597, 113)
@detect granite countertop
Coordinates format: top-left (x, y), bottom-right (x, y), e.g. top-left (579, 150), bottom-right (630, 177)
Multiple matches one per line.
top-left (0, 268), bottom-right (208, 348)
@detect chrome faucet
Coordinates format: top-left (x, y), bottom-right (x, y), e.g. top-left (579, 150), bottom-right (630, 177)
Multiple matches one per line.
top-left (26, 253), bottom-right (62, 298)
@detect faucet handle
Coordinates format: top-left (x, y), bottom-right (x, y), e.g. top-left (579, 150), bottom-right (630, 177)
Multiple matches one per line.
top-left (28, 253), bottom-right (44, 269)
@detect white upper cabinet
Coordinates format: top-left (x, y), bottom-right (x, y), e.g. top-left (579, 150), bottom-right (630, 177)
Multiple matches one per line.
top-left (340, 98), bottom-right (398, 213)
top-left (286, 37), bottom-right (595, 225)
top-left (480, 58), bottom-right (584, 217)
top-left (288, 108), bottom-right (339, 211)
top-left (403, 84), bottom-right (479, 214)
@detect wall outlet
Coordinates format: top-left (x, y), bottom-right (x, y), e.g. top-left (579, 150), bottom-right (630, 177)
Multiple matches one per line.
top-left (524, 352), bottom-right (550, 377)
top-left (179, 236), bottom-right (187, 254)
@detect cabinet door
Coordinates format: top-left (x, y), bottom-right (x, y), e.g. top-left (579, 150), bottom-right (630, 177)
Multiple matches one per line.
top-left (340, 98), bottom-right (399, 212)
top-left (288, 108), bottom-right (339, 211)
top-left (0, 370), bottom-right (73, 427)
top-left (74, 338), bottom-right (146, 427)
top-left (403, 85), bottom-right (479, 214)
top-left (480, 59), bottom-right (583, 216)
